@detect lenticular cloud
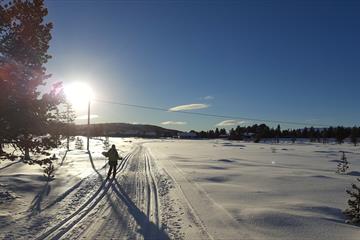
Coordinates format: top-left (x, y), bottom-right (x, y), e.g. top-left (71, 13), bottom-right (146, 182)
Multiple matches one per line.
top-left (169, 103), bottom-right (209, 111)
top-left (161, 121), bottom-right (187, 125)
top-left (216, 119), bottom-right (246, 126)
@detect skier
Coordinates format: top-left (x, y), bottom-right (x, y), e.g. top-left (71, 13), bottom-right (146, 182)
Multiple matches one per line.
top-left (106, 144), bottom-right (122, 180)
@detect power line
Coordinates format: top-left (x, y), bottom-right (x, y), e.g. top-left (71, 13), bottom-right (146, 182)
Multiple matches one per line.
top-left (93, 98), bottom-right (330, 127)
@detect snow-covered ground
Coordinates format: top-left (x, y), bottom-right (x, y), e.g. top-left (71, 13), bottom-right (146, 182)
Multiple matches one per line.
top-left (0, 138), bottom-right (359, 239)
top-left (147, 139), bottom-right (360, 240)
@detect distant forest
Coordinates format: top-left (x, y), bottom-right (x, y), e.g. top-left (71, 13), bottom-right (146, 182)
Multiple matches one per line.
top-left (189, 124), bottom-right (360, 145)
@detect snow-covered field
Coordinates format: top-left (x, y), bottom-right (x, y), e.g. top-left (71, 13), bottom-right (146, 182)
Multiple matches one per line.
top-left (0, 138), bottom-right (359, 239)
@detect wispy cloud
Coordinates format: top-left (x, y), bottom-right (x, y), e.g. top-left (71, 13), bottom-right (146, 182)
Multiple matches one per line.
top-left (216, 119), bottom-right (246, 126)
top-left (169, 103), bottom-right (209, 111)
top-left (203, 95), bottom-right (214, 100)
top-left (161, 121), bottom-right (187, 125)
top-left (76, 114), bottom-right (99, 120)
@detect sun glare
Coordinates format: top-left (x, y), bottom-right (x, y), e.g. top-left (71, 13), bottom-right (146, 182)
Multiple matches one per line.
top-left (64, 82), bottom-right (94, 109)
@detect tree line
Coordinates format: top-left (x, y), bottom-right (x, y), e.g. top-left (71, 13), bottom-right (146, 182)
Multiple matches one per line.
top-left (189, 124), bottom-right (360, 145)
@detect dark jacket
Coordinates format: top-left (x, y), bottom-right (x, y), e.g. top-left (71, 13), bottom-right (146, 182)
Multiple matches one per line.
top-left (107, 148), bottom-right (120, 165)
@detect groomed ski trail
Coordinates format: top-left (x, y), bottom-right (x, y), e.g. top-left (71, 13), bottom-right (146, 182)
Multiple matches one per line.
top-left (4, 142), bottom-right (230, 240)
top-left (39, 144), bottom-right (169, 240)
top-left (36, 149), bottom-right (134, 240)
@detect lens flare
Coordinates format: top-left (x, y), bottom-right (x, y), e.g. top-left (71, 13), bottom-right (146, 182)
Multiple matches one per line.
top-left (64, 82), bottom-right (94, 110)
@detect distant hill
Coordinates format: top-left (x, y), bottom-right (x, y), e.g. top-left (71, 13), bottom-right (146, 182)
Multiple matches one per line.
top-left (75, 123), bottom-right (181, 138)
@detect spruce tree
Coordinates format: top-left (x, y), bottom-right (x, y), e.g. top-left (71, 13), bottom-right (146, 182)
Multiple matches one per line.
top-left (43, 162), bottom-right (55, 181)
top-left (336, 151), bottom-right (349, 174)
top-left (309, 127), bottom-right (316, 142)
top-left (344, 178), bottom-right (360, 224)
top-left (276, 124), bottom-right (281, 143)
top-left (229, 128), bottom-right (236, 140)
top-left (58, 102), bottom-right (76, 150)
top-left (0, 0), bottom-right (63, 162)
top-left (219, 128), bottom-right (227, 136)
top-left (75, 137), bottom-right (84, 150)
top-left (103, 137), bottom-right (110, 150)
top-left (335, 126), bottom-right (347, 144)
top-left (208, 130), bottom-right (215, 138)
top-left (350, 127), bottom-right (358, 146)
top-left (302, 127), bottom-right (308, 138)
top-left (215, 128), bottom-right (220, 138)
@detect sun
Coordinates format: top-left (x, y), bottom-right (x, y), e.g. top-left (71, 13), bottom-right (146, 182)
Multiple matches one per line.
top-left (64, 82), bottom-right (94, 109)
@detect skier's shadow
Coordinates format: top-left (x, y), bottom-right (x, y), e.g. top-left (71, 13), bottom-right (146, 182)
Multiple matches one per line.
top-left (88, 152), bottom-right (104, 180)
top-left (28, 182), bottom-right (51, 216)
top-left (60, 150), bottom-right (69, 166)
top-left (112, 179), bottom-right (170, 240)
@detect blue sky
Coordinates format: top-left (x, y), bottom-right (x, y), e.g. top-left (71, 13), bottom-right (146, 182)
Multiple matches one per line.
top-left (45, 0), bottom-right (360, 131)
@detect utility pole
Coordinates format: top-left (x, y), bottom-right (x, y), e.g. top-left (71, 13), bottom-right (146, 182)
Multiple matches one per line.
top-left (87, 99), bottom-right (90, 152)
top-left (66, 103), bottom-right (70, 150)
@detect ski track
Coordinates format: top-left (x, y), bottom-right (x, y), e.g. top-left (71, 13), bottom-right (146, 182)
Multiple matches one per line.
top-left (3, 143), bottom-right (219, 240)
top-left (37, 144), bottom-right (168, 240)
top-left (144, 148), bottom-right (161, 236)
top-left (35, 149), bottom-right (134, 240)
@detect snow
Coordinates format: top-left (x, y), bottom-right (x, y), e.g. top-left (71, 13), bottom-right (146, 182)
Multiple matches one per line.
top-left (146, 140), bottom-right (360, 240)
top-left (0, 137), bottom-right (359, 239)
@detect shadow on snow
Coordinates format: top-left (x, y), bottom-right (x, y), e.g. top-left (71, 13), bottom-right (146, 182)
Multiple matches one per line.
top-left (112, 179), bottom-right (170, 240)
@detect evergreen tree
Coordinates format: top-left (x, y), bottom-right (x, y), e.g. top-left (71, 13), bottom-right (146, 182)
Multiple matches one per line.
top-left (335, 126), bottom-right (347, 144)
top-left (219, 128), bottom-right (227, 136)
top-left (229, 128), bottom-right (236, 140)
top-left (0, 0), bottom-right (63, 162)
top-left (75, 137), bottom-right (84, 150)
top-left (321, 128), bottom-right (329, 144)
top-left (309, 127), bottom-right (316, 142)
top-left (336, 151), bottom-right (349, 174)
top-left (315, 130), bottom-right (321, 143)
top-left (43, 162), bottom-right (55, 181)
top-left (59, 102), bottom-right (76, 150)
top-left (302, 127), bottom-right (308, 138)
top-left (344, 178), bottom-right (360, 224)
top-left (208, 130), bottom-right (215, 138)
top-left (350, 127), bottom-right (358, 146)
top-left (327, 127), bottom-right (334, 140)
top-left (291, 129), bottom-right (297, 143)
top-left (214, 128), bottom-right (220, 138)
top-left (234, 125), bottom-right (243, 140)
top-left (103, 137), bottom-right (110, 150)
top-left (276, 124), bottom-right (281, 143)
top-left (199, 131), bottom-right (207, 138)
